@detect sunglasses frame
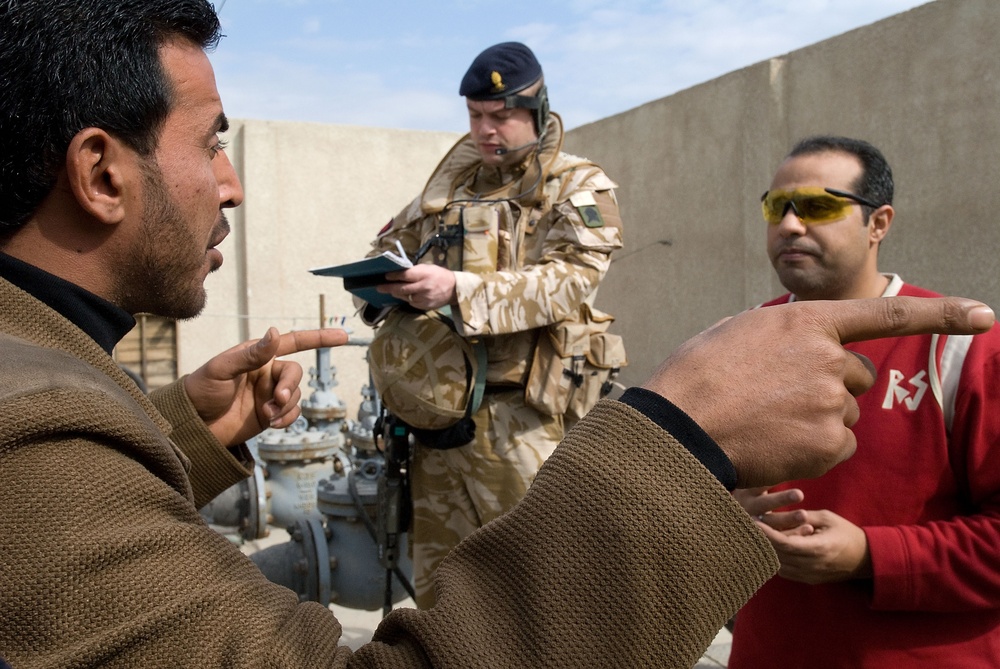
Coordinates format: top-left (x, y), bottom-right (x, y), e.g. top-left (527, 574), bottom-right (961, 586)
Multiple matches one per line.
top-left (760, 187), bottom-right (883, 225)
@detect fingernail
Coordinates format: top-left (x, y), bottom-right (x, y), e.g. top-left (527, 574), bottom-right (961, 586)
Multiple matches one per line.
top-left (969, 305), bottom-right (995, 330)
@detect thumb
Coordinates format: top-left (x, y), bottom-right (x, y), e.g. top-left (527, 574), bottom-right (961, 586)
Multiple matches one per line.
top-left (221, 327), bottom-right (280, 379)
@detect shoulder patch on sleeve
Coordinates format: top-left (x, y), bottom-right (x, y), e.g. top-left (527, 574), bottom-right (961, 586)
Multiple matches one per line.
top-left (570, 191), bottom-right (604, 228)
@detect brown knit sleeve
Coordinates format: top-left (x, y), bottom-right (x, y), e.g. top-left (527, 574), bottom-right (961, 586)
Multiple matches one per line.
top-left (357, 398), bottom-right (777, 668)
top-left (150, 376), bottom-right (254, 508)
top-left (1, 328), bottom-right (776, 668)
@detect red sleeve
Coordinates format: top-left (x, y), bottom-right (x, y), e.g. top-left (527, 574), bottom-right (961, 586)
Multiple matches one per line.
top-left (868, 324), bottom-right (1000, 612)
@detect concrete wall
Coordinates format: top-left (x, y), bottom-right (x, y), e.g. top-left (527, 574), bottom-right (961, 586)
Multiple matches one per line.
top-left (565, 0), bottom-right (1000, 389)
top-left (180, 0), bottom-right (999, 411)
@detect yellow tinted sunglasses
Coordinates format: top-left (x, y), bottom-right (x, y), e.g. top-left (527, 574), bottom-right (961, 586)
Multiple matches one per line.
top-left (761, 187), bottom-right (881, 226)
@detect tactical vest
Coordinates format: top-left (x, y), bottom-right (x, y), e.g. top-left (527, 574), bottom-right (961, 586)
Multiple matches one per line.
top-left (369, 113), bottom-right (625, 434)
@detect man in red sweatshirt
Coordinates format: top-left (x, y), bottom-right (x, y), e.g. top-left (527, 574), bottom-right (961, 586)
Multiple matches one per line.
top-left (729, 136), bottom-right (1000, 668)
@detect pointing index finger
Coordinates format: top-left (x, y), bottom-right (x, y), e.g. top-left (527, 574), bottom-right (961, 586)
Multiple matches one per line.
top-left (825, 296), bottom-right (994, 345)
top-left (274, 328), bottom-right (350, 357)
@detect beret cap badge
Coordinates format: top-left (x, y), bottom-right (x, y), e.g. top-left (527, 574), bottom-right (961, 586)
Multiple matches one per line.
top-left (490, 71), bottom-right (506, 93)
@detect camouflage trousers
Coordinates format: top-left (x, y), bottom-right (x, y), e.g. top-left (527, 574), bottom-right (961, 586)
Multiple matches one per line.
top-left (409, 389), bottom-right (563, 609)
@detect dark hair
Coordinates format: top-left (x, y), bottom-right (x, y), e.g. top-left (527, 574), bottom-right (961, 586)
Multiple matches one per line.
top-left (0, 0), bottom-right (222, 229)
top-left (788, 135), bottom-right (894, 222)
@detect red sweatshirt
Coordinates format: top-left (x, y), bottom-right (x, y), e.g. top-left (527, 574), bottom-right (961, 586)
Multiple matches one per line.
top-left (730, 277), bottom-right (1000, 668)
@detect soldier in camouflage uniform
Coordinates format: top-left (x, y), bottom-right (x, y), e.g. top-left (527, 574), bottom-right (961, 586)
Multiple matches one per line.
top-left (360, 42), bottom-right (623, 609)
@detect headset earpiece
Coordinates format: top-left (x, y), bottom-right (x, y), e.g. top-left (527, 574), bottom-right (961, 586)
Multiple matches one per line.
top-left (535, 85), bottom-right (549, 136)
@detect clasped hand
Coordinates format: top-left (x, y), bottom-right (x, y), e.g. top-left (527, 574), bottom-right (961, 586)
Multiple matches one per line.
top-left (734, 487), bottom-right (872, 584)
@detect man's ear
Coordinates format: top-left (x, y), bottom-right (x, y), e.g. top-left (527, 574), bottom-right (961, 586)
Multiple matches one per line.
top-left (64, 128), bottom-right (132, 225)
top-left (868, 204), bottom-right (894, 244)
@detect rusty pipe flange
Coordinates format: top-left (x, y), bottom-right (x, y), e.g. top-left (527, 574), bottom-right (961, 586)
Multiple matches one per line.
top-left (301, 403), bottom-right (348, 422)
top-left (284, 518), bottom-right (335, 607)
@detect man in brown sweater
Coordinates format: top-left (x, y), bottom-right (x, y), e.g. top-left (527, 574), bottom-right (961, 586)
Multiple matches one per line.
top-left (0, 1), bottom-right (993, 667)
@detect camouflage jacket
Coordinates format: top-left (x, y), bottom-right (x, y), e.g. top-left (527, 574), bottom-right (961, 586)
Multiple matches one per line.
top-left (367, 113), bottom-right (623, 386)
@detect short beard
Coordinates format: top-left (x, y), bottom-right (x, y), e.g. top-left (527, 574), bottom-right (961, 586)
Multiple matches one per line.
top-left (111, 158), bottom-right (215, 319)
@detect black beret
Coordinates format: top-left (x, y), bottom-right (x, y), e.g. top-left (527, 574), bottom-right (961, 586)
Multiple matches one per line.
top-left (459, 42), bottom-right (542, 100)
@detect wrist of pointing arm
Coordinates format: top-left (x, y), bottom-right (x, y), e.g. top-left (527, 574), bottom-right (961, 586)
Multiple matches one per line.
top-left (619, 387), bottom-right (738, 490)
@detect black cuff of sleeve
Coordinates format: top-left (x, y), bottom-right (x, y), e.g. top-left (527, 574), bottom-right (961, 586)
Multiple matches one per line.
top-left (619, 387), bottom-right (738, 491)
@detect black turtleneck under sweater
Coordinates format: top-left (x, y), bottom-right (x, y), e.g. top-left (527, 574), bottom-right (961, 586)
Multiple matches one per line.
top-left (0, 252), bottom-right (135, 354)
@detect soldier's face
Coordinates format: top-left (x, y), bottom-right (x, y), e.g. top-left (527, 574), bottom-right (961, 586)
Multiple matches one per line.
top-left (466, 98), bottom-right (538, 168)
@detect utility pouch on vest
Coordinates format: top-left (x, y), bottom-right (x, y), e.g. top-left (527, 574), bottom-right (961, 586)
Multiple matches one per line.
top-left (461, 206), bottom-right (499, 274)
top-left (524, 303), bottom-right (627, 423)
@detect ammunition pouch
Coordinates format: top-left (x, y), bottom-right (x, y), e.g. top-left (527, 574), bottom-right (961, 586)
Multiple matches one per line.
top-left (525, 303), bottom-right (627, 425)
top-left (431, 200), bottom-right (514, 272)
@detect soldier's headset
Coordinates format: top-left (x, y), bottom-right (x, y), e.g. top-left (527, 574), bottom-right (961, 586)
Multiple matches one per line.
top-left (514, 84), bottom-right (549, 137)
top-left (494, 84), bottom-right (549, 156)
top-left (425, 83), bottom-right (549, 260)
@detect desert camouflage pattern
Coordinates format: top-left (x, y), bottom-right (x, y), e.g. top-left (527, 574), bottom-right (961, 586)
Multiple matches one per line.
top-left (408, 390), bottom-right (563, 608)
top-left (371, 113), bottom-right (623, 387)
top-left (368, 308), bottom-right (479, 430)
top-left (365, 112), bottom-right (623, 608)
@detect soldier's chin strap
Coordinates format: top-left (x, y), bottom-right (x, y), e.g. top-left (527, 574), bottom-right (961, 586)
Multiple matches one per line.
top-left (437, 304), bottom-right (488, 417)
top-left (405, 305), bottom-right (488, 451)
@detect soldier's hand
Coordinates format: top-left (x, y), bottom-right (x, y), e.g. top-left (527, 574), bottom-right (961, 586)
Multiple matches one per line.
top-left (381, 265), bottom-right (456, 311)
top-left (642, 296), bottom-right (994, 488)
